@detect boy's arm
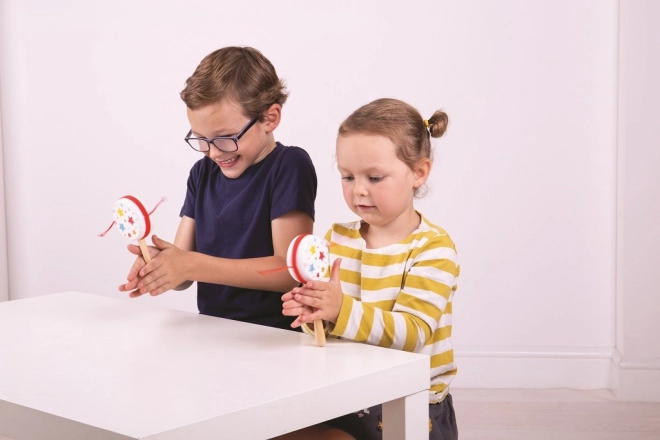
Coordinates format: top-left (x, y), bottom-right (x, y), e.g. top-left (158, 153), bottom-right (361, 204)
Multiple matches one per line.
top-left (184, 210), bottom-right (312, 292)
top-left (172, 215), bottom-right (195, 291)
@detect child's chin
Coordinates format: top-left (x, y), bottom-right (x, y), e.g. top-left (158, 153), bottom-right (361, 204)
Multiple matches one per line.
top-left (218, 163), bottom-right (245, 178)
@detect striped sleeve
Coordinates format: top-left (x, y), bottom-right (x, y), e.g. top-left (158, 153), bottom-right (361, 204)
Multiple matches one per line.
top-left (330, 234), bottom-right (458, 353)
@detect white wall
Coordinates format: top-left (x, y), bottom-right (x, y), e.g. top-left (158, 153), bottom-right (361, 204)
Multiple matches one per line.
top-left (0, 109), bottom-right (8, 302)
top-left (614, 0), bottom-right (660, 401)
top-left (0, 0), bottom-right (621, 389)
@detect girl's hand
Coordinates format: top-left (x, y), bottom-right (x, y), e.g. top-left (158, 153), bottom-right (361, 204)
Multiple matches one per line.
top-left (281, 291), bottom-right (314, 328)
top-left (292, 258), bottom-right (343, 324)
top-left (120, 235), bottom-right (190, 297)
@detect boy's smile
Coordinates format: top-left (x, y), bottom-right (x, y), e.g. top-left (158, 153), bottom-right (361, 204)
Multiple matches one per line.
top-left (186, 100), bottom-right (278, 179)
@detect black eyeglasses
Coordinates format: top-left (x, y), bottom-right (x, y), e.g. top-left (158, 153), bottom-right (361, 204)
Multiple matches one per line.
top-left (184, 117), bottom-right (258, 153)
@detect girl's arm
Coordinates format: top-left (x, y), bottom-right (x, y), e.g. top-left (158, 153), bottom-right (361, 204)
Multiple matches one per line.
top-left (330, 236), bottom-right (458, 352)
top-left (290, 234), bottom-right (459, 352)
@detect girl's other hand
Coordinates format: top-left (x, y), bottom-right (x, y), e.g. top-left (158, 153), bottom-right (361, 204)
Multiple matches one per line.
top-left (291, 258), bottom-right (343, 324)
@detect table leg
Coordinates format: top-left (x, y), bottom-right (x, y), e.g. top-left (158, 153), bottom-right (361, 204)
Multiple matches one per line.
top-left (382, 390), bottom-right (427, 440)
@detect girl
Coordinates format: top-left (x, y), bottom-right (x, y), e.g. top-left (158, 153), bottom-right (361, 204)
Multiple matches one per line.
top-left (280, 98), bottom-right (459, 440)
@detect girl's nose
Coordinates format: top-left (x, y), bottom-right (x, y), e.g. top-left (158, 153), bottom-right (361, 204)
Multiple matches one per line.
top-left (353, 182), bottom-right (368, 197)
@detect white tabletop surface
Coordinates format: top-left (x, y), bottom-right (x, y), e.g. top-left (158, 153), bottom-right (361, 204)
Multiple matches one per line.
top-left (0, 292), bottom-right (429, 440)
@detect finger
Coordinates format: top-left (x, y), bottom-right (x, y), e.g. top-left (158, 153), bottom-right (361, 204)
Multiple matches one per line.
top-left (138, 256), bottom-right (164, 279)
top-left (291, 316), bottom-right (304, 328)
top-left (282, 299), bottom-right (303, 309)
top-left (126, 256), bottom-right (146, 281)
top-left (127, 244), bottom-right (142, 256)
top-left (293, 293), bottom-right (320, 309)
top-left (329, 258), bottom-right (342, 283)
top-left (138, 271), bottom-right (168, 295)
top-left (128, 288), bottom-right (146, 298)
top-left (151, 235), bottom-right (172, 251)
top-left (295, 286), bottom-right (324, 298)
top-left (121, 273), bottom-right (143, 291)
top-left (299, 310), bottom-right (323, 323)
top-left (282, 306), bottom-right (306, 316)
top-left (119, 279), bottom-right (139, 292)
top-left (281, 291), bottom-right (295, 301)
top-left (149, 282), bottom-right (173, 296)
top-left (302, 280), bottom-right (327, 291)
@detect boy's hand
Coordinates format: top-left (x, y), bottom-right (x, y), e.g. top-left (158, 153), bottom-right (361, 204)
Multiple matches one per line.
top-left (290, 258), bottom-right (343, 325)
top-left (118, 241), bottom-right (161, 296)
top-left (119, 235), bottom-right (190, 298)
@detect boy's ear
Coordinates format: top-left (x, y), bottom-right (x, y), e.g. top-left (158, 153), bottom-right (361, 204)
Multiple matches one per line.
top-left (262, 103), bottom-right (282, 133)
top-left (413, 158), bottom-right (431, 189)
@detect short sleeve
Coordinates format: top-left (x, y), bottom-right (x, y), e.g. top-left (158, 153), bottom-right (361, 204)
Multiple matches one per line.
top-left (180, 158), bottom-right (204, 219)
top-left (270, 147), bottom-right (317, 221)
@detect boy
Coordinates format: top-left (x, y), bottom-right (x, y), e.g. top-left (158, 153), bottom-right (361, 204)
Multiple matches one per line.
top-left (119, 47), bottom-right (317, 330)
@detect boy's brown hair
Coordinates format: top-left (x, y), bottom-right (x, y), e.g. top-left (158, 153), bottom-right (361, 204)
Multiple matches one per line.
top-left (181, 46), bottom-right (288, 120)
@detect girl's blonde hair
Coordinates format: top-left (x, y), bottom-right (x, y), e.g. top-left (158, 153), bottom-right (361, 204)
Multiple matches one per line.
top-left (338, 98), bottom-right (448, 197)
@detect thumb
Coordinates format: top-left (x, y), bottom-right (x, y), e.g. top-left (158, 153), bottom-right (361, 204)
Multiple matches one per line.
top-left (329, 258), bottom-right (342, 283)
top-left (151, 235), bottom-right (172, 250)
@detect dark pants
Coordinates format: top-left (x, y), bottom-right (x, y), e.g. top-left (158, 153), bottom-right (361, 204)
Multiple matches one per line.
top-left (325, 393), bottom-right (458, 440)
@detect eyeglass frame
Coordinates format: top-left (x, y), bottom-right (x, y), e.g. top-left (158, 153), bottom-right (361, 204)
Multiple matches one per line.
top-left (184, 117), bottom-right (259, 153)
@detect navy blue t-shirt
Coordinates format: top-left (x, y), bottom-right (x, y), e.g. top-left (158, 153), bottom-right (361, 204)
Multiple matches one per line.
top-left (180, 143), bottom-right (317, 330)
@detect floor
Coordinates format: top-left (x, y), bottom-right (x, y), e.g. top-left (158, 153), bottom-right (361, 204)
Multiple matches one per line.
top-left (1, 389), bottom-right (659, 439)
top-left (452, 388), bottom-right (660, 440)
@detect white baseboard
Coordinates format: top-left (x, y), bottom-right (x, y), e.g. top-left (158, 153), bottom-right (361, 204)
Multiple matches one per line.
top-left (611, 350), bottom-right (660, 402)
top-left (451, 346), bottom-right (614, 389)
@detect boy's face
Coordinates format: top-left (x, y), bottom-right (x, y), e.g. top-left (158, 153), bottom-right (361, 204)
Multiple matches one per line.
top-left (187, 100), bottom-right (276, 179)
top-left (336, 133), bottom-right (428, 230)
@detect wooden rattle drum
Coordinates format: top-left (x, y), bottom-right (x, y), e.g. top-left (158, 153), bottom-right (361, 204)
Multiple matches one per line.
top-left (100, 195), bottom-right (164, 264)
top-left (287, 234), bottom-right (330, 347)
top-left (112, 195), bottom-right (154, 262)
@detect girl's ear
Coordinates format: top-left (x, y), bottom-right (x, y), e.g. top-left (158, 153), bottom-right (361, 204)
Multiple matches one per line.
top-left (413, 158), bottom-right (432, 190)
top-left (262, 103), bottom-right (282, 133)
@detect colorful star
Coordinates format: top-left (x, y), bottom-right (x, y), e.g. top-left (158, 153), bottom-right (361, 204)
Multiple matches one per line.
top-left (117, 208), bottom-right (124, 217)
top-left (310, 245), bottom-right (316, 254)
top-left (128, 216), bottom-right (135, 225)
top-left (319, 251), bottom-right (325, 261)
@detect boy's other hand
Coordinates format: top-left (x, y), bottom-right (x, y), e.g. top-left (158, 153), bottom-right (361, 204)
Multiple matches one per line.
top-left (120, 235), bottom-right (190, 298)
top-left (118, 241), bottom-right (161, 297)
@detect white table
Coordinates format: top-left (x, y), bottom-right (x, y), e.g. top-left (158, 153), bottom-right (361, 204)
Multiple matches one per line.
top-left (0, 292), bottom-right (429, 439)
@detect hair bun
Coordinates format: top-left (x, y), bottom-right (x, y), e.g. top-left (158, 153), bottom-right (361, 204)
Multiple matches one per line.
top-left (427, 110), bottom-right (448, 138)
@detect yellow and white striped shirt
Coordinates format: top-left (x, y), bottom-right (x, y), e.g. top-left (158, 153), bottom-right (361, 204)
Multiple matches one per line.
top-left (321, 214), bottom-right (459, 403)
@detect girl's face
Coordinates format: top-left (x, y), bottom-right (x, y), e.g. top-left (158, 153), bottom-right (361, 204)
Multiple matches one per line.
top-left (336, 133), bottom-right (429, 232)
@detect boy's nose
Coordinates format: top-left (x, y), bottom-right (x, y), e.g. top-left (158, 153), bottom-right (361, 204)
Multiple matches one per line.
top-left (207, 145), bottom-right (224, 161)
